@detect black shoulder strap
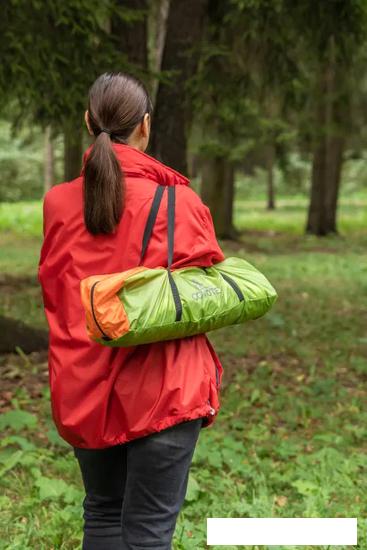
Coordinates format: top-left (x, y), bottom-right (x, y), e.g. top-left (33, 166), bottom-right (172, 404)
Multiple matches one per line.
top-left (139, 184), bottom-right (176, 270)
top-left (167, 185), bottom-right (175, 269)
top-left (139, 184), bottom-right (165, 265)
top-left (139, 184), bottom-right (182, 321)
top-left (166, 185), bottom-right (182, 321)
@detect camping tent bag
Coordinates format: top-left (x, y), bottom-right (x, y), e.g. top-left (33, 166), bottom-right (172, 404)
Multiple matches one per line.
top-left (80, 184), bottom-right (278, 347)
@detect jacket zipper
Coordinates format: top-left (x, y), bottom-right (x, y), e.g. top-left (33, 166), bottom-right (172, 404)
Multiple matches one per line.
top-left (90, 281), bottom-right (112, 341)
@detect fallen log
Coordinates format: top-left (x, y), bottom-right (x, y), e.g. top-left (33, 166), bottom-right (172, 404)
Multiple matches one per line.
top-left (0, 315), bottom-right (48, 354)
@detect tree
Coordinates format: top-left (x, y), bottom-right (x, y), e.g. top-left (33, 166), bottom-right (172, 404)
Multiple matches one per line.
top-left (188, 0), bottom-right (249, 239)
top-left (111, 0), bottom-right (149, 68)
top-left (288, 1), bottom-right (367, 235)
top-left (43, 126), bottom-right (55, 194)
top-left (190, 0), bottom-right (297, 236)
top-left (0, 1), bottom-right (143, 180)
top-left (149, 0), bottom-right (209, 174)
top-left (147, 0), bottom-right (171, 106)
top-left (306, 37), bottom-right (346, 235)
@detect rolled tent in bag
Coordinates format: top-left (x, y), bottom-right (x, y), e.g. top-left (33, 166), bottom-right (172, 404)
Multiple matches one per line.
top-left (80, 185), bottom-right (278, 347)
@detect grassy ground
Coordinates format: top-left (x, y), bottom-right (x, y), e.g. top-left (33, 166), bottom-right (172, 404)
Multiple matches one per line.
top-left (0, 194), bottom-right (366, 549)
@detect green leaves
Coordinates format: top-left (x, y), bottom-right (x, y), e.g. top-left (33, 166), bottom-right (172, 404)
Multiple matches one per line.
top-left (34, 475), bottom-right (83, 503)
top-left (185, 474), bottom-right (200, 502)
top-left (0, 449), bottom-right (24, 477)
top-left (1, 435), bottom-right (37, 451)
top-left (0, 0), bottom-right (142, 129)
top-left (46, 427), bottom-right (70, 448)
top-left (292, 479), bottom-right (319, 497)
top-left (0, 409), bottom-right (37, 431)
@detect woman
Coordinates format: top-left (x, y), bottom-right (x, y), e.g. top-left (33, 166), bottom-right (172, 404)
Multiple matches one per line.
top-left (38, 72), bottom-right (225, 549)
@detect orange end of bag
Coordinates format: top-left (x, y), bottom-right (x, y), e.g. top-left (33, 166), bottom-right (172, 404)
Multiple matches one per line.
top-left (80, 266), bottom-right (147, 341)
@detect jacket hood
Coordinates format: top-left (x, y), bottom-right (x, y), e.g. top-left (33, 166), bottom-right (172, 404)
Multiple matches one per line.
top-left (81, 142), bottom-right (190, 187)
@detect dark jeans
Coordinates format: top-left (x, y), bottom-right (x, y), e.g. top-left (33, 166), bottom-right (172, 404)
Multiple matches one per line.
top-left (73, 417), bottom-right (205, 550)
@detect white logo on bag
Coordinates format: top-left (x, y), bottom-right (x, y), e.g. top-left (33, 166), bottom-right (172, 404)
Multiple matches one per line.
top-left (190, 279), bottom-right (222, 300)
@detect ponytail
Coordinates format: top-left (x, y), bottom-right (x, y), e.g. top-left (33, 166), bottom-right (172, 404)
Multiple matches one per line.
top-left (83, 132), bottom-right (123, 235)
top-left (82, 72), bottom-right (153, 236)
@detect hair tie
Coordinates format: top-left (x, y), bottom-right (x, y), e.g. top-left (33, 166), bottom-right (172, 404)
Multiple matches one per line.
top-left (100, 128), bottom-right (111, 136)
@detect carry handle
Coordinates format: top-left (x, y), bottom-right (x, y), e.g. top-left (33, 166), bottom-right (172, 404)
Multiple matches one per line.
top-left (139, 184), bottom-right (175, 269)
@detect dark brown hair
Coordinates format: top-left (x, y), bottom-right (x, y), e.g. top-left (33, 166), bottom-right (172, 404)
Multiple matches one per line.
top-left (83, 72), bottom-right (153, 235)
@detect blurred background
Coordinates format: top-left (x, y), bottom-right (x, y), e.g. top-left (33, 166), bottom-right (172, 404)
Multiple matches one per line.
top-left (0, 1), bottom-right (366, 549)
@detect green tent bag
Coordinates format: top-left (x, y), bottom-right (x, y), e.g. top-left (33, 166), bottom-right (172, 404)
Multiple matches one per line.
top-left (80, 185), bottom-right (278, 347)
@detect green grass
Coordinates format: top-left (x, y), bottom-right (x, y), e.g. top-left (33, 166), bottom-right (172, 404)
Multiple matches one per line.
top-left (0, 196), bottom-right (366, 549)
top-left (234, 195), bottom-right (367, 234)
top-left (0, 201), bottom-right (43, 238)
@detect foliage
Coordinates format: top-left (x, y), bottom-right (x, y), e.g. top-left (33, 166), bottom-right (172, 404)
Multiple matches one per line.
top-left (0, 0), bottom-right (149, 132)
top-left (189, 0), bottom-right (367, 237)
top-left (285, 0), bottom-right (367, 146)
top-left (0, 120), bottom-right (64, 202)
top-left (189, 0), bottom-right (300, 164)
top-left (235, 152), bottom-right (367, 198)
top-left (0, 202), bottom-right (42, 237)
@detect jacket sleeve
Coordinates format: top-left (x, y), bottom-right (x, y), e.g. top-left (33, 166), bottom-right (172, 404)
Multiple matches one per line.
top-left (38, 186), bottom-right (64, 280)
top-left (170, 187), bottom-right (226, 270)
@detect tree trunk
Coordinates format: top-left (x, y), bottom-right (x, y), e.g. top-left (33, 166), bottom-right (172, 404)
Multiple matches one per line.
top-left (44, 126), bottom-right (54, 194)
top-left (188, 151), bottom-right (200, 179)
top-left (149, 0), bottom-right (208, 174)
top-left (147, 0), bottom-right (170, 105)
top-left (307, 119), bottom-right (345, 236)
top-left (325, 136), bottom-right (344, 232)
top-left (201, 156), bottom-right (238, 239)
top-left (265, 143), bottom-right (275, 210)
top-left (306, 38), bottom-right (345, 236)
top-left (64, 121), bottom-right (83, 181)
top-left (111, 0), bottom-right (148, 69)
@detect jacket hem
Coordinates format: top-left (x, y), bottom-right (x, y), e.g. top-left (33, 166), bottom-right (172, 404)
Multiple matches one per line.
top-left (71, 400), bottom-right (220, 450)
top-left (109, 400), bottom-right (219, 448)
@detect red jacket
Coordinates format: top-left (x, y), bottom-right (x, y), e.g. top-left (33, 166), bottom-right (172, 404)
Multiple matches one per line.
top-left (38, 142), bottom-right (225, 449)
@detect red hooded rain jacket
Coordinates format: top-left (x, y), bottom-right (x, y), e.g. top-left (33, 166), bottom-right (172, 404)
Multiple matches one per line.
top-left (38, 143), bottom-right (225, 449)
